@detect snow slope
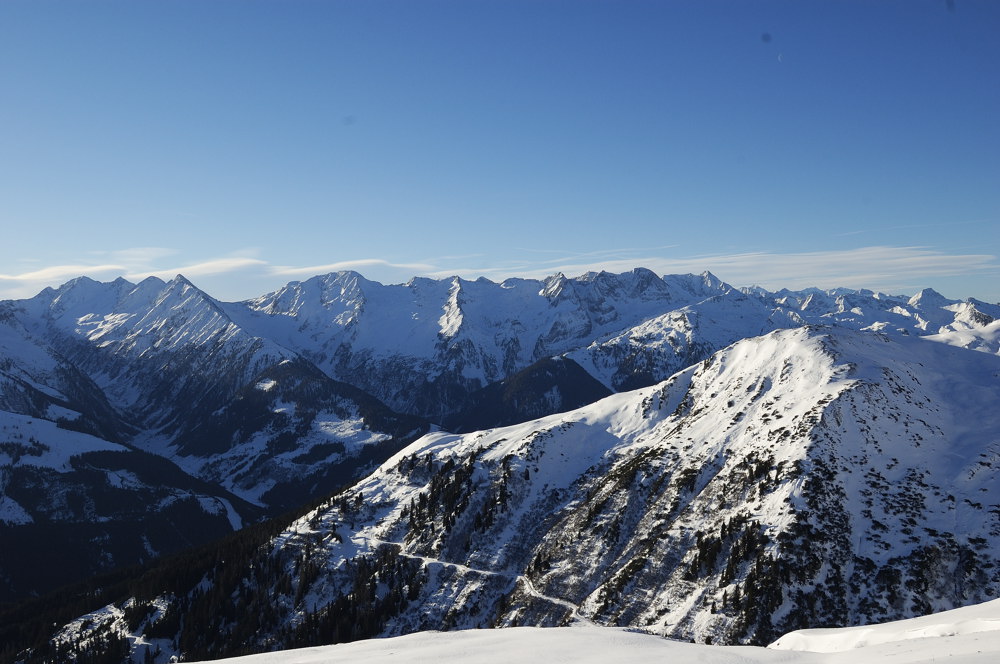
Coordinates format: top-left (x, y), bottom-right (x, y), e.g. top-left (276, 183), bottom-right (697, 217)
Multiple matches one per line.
top-left (315, 326), bottom-right (1000, 644)
top-left (771, 596), bottom-right (1000, 652)
top-left (927, 319), bottom-right (1000, 355)
top-left (199, 597), bottom-right (1000, 664)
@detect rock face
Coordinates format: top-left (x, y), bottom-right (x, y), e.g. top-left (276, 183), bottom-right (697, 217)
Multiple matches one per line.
top-left (30, 325), bottom-right (1000, 663)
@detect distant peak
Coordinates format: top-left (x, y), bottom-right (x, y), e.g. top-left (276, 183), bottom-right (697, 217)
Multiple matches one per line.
top-left (542, 272), bottom-right (568, 287)
top-left (541, 272), bottom-right (569, 298)
top-left (631, 267), bottom-right (659, 279)
top-left (165, 274), bottom-right (215, 302)
top-left (907, 287), bottom-right (952, 308)
top-left (62, 275), bottom-right (99, 289)
top-left (405, 275), bottom-right (436, 288)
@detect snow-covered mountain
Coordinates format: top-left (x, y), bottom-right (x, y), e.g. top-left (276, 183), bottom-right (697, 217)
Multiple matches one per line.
top-left (6, 269), bottom-right (995, 437)
top-left (6, 275), bottom-right (429, 511)
top-left (226, 270), bottom-right (996, 421)
top-left (0, 276), bottom-right (430, 602)
top-left (0, 302), bottom-right (126, 443)
top-left (20, 323), bottom-right (999, 663)
top-left (265, 326), bottom-right (1000, 647)
top-left (0, 269), bottom-right (996, 612)
top-left (223, 269), bottom-right (734, 421)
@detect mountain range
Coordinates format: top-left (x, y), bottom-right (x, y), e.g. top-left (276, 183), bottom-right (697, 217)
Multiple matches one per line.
top-left (0, 268), bottom-right (997, 662)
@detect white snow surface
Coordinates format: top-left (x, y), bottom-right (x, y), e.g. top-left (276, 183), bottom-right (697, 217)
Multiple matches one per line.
top-left (927, 319), bottom-right (1000, 355)
top-left (771, 597), bottom-right (1000, 652)
top-left (194, 596), bottom-right (1000, 664)
top-left (0, 409), bottom-right (126, 472)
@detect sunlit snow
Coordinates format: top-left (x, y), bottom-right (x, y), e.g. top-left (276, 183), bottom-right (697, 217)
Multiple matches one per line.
top-left (194, 598), bottom-right (1000, 664)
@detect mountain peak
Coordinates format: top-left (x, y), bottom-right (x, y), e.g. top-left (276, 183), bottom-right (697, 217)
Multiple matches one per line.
top-left (907, 287), bottom-right (953, 308)
top-left (170, 273), bottom-right (196, 288)
top-left (540, 272), bottom-right (570, 298)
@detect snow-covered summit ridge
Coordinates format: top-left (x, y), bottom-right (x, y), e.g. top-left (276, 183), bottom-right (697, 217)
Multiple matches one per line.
top-left (2, 273), bottom-right (429, 513)
top-left (4, 266), bottom-right (996, 443)
top-left (20, 273), bottom-right (249, 355)
top-left (215, 268), bottom-right (995, 419)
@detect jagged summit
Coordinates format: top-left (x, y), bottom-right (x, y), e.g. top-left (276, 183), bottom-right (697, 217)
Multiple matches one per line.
top-left (907, 287), bottom-right (955, 308)
top-left (9, 269), bottom-right (995, 425)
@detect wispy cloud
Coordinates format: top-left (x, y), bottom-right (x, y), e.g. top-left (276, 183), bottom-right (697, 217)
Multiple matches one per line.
top-left (655, 246), bottom-right (998, 293)
top-left (832, 219), bottom-right (992, 238)
top-left (272, 258), bottom-right (437, 278)
top-left (127, 257), bottom-right (269, 281)
top-left (430, 246), bottom-right (998, 296)
top-left (511, 245), bottom-right (679, 265)
top-left (0, 245), bottom-right (996, 302)
top-left (0, 251), bottom-right (271, 300)
top-left (0, 264), bottom-right (127, 283)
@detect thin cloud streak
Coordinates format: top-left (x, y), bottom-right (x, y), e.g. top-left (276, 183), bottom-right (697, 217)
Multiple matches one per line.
top-left (1, 246), bottom-right (996, 302)
top-left (434, 246), bottom-right (998, 296)
top-left (128, 257), bottom-right (269, 281)
top-left (0, 264), bottom-right (127, 283)
top-left (512, 245), bottom-right (680, 264)
top-left (272, 258), bottom-right (437, 278)
top-left (832, 219), bottom-right (992, 238)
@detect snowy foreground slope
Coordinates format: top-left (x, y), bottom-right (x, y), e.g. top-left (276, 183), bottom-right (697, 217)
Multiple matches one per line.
top-left (202, 598), bottom-right (1000, 664)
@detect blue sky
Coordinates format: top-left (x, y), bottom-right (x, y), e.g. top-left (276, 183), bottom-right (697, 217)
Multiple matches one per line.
top-left (1, 0), bottom-right (998, 302)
